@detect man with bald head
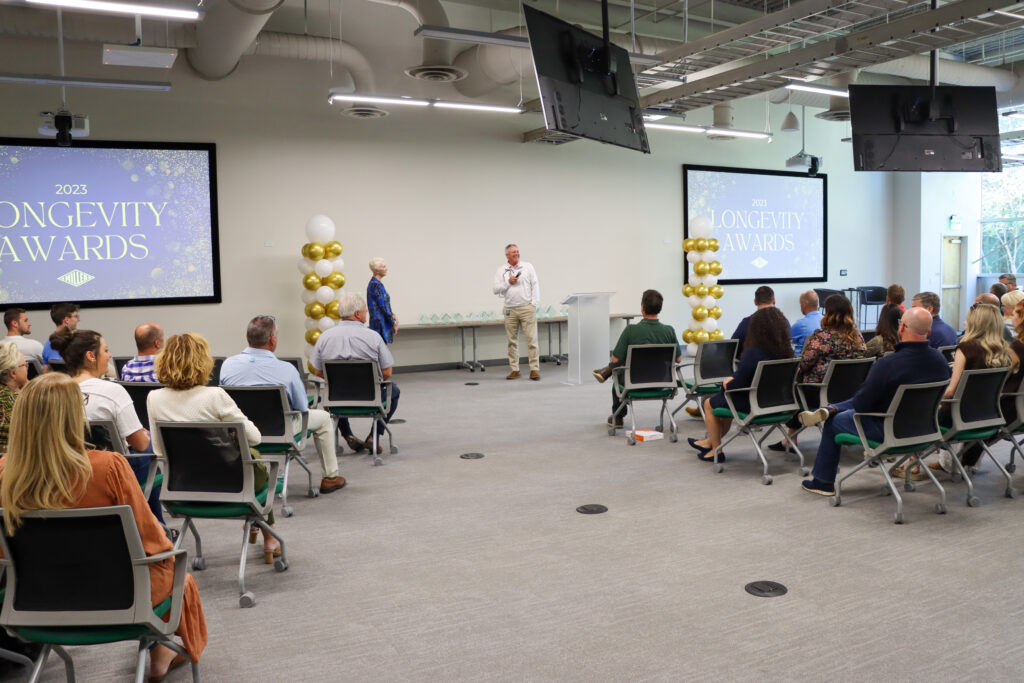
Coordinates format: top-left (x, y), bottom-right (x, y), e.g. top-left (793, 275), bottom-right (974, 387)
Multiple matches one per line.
top-left (790, 290), bottom-right (822, 354)
top-left (121, 323), bottom-right (164, 382)
top-left (798, 307), bottom-right (951, 496)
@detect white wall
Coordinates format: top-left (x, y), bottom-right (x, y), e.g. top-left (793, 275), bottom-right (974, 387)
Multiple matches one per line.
top-left (0, 34), bottom-right (895, 366)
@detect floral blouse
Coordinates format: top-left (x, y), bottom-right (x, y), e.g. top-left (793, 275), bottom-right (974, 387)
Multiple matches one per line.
top-left (0, 384), bottom-right (16, 453)
top-left (799, 328), bottom-right (867, 384)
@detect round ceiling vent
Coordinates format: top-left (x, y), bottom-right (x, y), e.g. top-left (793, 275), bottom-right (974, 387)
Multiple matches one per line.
top-left (404, 64), bottom-right (468, 82)
top-left (816, 108), bottom-right (851, 122)
top-left (706, 131), bottom-right (736, 141)
top-left (341, 106), bottom-right (388, 119)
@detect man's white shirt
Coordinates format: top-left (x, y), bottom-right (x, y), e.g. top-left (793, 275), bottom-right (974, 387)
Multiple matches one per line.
top-left (493, 260), bottom-right (540, 308)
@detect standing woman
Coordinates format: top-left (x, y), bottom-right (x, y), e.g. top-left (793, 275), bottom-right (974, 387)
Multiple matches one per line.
top-left (367, 257), bottom-right (398, 343)
top-left (0, 342), bottom-right (30, 453)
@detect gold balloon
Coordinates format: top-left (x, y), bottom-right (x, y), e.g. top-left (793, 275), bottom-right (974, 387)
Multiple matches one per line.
top-left (695, 285), bottom-right (709, 298)
top-left (709, 261), bottom-right (723, 276)
top-left (708, 238), bottom-right (720, 252)
top-left (709, 285), bottom-right (724, 299)
top-left (682, 329), bottom-right (694, 344)
top-left (324, 241), bottom-right (343, 258)
top-left (683, 238), bottom-right (696, 252)
top-left (694, 329), bottom-right (710, 343)
top-left (301, 243), bottom-right (310, 258)
top-left (324, 272), bottom-right (346, 290)
top-left (307, 361), bottom-right (317, 375)
top-left (709, 329), bottom-right (725, 341)
top-left (692, 306), bottom-right (708, 321)
top-left (305, 329), bottom-right (321, 345)
top-left (683, 284), bottom-right (695, 297)
top-left (325, 300), bottom-right (340, 319)
top-left (305, 302), bottom-right (325, 320)
top-left (306, 242), bottom-right (325, 261)
top-left (302, 273), bottom-right (321, 291)
top-left (695, 238), bottom-right (708, 252)
top-left (709, 306), bottom-right (722, 320)
top-left (693, 261), bottom-right (710, 277)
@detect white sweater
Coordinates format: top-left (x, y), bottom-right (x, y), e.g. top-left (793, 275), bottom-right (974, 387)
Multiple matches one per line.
top-left (147, 385), bottom-right (261, 457)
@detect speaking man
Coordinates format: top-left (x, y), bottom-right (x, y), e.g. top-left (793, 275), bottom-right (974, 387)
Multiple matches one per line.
top-left (492, 244), bottom-right (541, 380)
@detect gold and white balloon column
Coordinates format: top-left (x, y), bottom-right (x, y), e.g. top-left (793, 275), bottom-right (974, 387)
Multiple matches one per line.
top-left (682, 215), bottom-right (724, 356)
top-left (297, 214), bottom-right (345, 372)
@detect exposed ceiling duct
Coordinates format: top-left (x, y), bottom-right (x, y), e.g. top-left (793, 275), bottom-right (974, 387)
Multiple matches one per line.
top-left (245, 31), bottom-right (375, 93)
top-left (707, 103), bottom-right (736, 140)
top-left (867, 54), bottom-right (1019, 91)
top-left (365, 0), bottom-right (466, 82)
top-left (187, 0), bottom-right (284, 80)
top-left (815, 70), bottom-right (858, 122)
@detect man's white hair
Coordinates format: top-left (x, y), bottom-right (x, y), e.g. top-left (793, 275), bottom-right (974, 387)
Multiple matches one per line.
top-left (338, 292), bottom-right (366, 319)
top-left (369, 257), bottom-right (386, 274)
top-left (505, 243), bottom-right (518, 254)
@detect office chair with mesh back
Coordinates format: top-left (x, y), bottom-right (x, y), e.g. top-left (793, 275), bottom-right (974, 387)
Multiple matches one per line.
top-left (793, 357), bottom-right (875, 446)
top-left (322, 360), bottom-right (397, 466)
top-left (673, 339), bottom-right (738, 420)
top-left (87, 419), bottom-right (161, 501)
top-left (116, 381), bottom-right (165, 436)
top-left (609, 344), bottom-right (680, 445)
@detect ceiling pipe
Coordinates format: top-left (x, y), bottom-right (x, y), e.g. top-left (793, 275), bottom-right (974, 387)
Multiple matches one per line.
top-left (364, 0), bottom-right (466, 82)
top-left (245, 31), bottom-right (375, 93)
top-left (186, 0), bottom-right (283, 80)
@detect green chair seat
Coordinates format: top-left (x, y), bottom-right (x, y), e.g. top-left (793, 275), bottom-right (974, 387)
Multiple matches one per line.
top-left (939, 426), bottom-right (999, 440)
top-left (14, 595), bottom-right (173, 646)
top-left (834, 432), bottom-right (936, 455)
top-left (255, 432), bottom-right (307, 453)
top-left (684, 380), bottom-right (721, 393)
top-left (136, 473), bottom-right (164, 490)
top-left (307, 395), bottom-right (314, 408)
top-left (620, 388), bottom-right (676, 399)
top-left (164, 480), bottom-right (282, 518)
top-left (329, 406), bottom-right (386, 417)
top-left (711, 407), bottom-right (795, 424)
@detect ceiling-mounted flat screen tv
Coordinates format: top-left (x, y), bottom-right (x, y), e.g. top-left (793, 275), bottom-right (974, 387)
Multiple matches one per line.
top-left (524, 5), bottom-right (650, 153)
top-left (0, 138), bottom-right (220, 309)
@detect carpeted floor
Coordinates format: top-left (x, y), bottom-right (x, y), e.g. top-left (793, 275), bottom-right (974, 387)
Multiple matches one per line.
top-left (12, 365), bottom-right (1024, 681)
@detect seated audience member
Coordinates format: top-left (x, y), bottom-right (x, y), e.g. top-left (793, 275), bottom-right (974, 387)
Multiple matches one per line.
top-left (769, 295), bottom-right (866, 452)
top-left (52, 330), bottom-right (163, 524)
top-left (972, 293), bottom-right (1011, 341)
top-left (220, 315), bottom-right (346, 493)
top-left (866, 304), bottom-right (903, 357)
top-left (798, 307), bottom-right (951, 496)
top-left (41, 303), bottom-right (80, 369)
top-left (590, 290), bottom-right (680, 428)
top-left (790, 291), bottom-right (822, 354)
top-left (886, 284), bottom-right (906, 311)
top-left (1000, 273), bottom-right (1017, 292)
top-left (310, 293), bottom-right (400, 455)
top-left (991, 282), bottom-right (1008, 300)
top-left (688, 307), bottom-right (794, 460)
top-left (912, 291), bottom-right (958, 348)
top-left (1002, 290), bottom-right (1024, 337)
top-left (148, 332), bottom-right (280, 562)
top-left (122, 323), bottom-right (164, 382)
top-left (731, 286), bottom-right (788, 357)
top-left (0, 373), bottom-right (207, 678)
top-left (916, 303), bottom-right (1019, 477)
top-left (4, 309), bottom-right (43, 367)
top-left (0, 342), bottom-right (29, 453)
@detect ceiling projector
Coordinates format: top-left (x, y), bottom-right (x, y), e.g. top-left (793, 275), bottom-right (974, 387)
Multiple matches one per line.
top-left (39, 111), bottom-right (90, 146)
top-left (786, 151), bottom-right (822, 176)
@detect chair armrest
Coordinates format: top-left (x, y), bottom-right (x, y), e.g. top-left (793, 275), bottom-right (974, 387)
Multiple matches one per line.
top-left (380, 381), bottom-right (394, 410)
top-left (257, 456), bottom-right (283, 518)
top-left (285, 410), bottom-right (309, 449)
top-left (611, 367), bottom-right (628, 398)
top-left (125, 453), bottom-right (159, 499)
top-left (721, 386), bottom-right (754, 426)
top-left (133, 547), bottom-right (186, 566)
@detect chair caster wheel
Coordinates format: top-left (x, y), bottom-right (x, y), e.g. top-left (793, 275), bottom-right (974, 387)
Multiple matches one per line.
top-left (881, 486), bottom-right (892, 496)
top-left (390, 446), bottom-right (399, 454)
top-left (893, 513), bottom-right (904, 524)
top-left (935, 503), bottom-right (947, 514)
top-left (761, 475), bottom-right (773, 485)
top-left (469, 368), bottom-right (475, 373)
top-left (904, 483), bottom-right (915, 492)
top-left (282, 506), bottom-right (294, 517)
top-left (308, 489), bottom-right (319, 499)
top-left (374, 457), bottom-right (383, 466)
top-left (192, 557), bottom-right (206, 571)
top-left (627, 438), bottom-right (636, 446)
top-left (1006, 462), bottom-right (1016, 473)
top-left (800, 467), bottom-right (810, 477)
top-left (654, 426), bottom-right (664, 433)
top-left (1007, 488), bottom-right (1018, 499)
top-left (239, 592), bottom-right (256, 608)
top-left (967, 496), bottom-right (980, 507)
top-left (830, 497), bottom-right (841, 507)
top-left (714, 464), bottom-right (724, 474)
top-left (670, 434), bottom-right (678, 443)
top-left (274, 559), bottom-right (288, 572)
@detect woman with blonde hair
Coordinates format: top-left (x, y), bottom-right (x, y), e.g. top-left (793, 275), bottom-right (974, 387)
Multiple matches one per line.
top-left (1002, 289), bottom-right (1024, 336)
top-left (147, 332), bottom-right (280, 561)
top-left (0, 341), bottom-right (29, 453)
top-left (367, 257), bottom-right (397, 344)
top-left (0, 373), bottom-right (207, 679)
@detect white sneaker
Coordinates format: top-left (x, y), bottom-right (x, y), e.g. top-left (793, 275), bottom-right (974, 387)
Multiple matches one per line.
top-left (798, 407), bottom-right (831, 428)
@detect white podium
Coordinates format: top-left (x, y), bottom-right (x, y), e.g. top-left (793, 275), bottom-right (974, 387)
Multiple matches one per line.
top-left (562, 292), bottom-right (613, 385)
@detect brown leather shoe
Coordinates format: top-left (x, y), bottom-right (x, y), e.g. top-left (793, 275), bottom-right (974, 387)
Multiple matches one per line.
top-left (320, 476), bottom-right (346, 494)
top-left (607, 414), bottom-right (624, 429)
top-left (364, 434), bottom-right (384, 455)
top-left (685, 406), bottom-right (701, 418)
top-left (506, 371), bottom-right (521, 380)
top-left (529, 370), bottom-right (540, 381)
top-left (344, 435), bottom-right (367, 452)
top-left (592, 366), bottom-right (611, 383)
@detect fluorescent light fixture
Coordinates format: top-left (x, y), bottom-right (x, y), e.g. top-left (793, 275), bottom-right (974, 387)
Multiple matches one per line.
top-left (994, 9), bottom-right (1024, 19)
top-left (707, 127), bottom-right (773, 140)
top-left (328, 93), bottom-right (430, 107)
top-left (1002, 110), bottom-right (1024, 120)
top-left (784, 83), bottom-right (849, 98)
top-left (0, 72), bottom-right (170, 91)
top-left (26, 0), bottom-right (200, 20)
top-left (643, 114), bottom-right (667, 121)
top-left (1003, 154), bottom-right (1024, 161)
top-left (433, 102), bottom-right (523, 113)
top-left (645, 122), bottom-right (706, 133)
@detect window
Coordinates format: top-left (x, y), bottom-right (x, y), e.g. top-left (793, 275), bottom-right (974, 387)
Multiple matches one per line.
top-left (980, 112), bottom-right (1024, 274)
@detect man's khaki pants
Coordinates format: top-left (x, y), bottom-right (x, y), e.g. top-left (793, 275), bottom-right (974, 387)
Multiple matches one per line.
top-left (291, 408), bottom-right (339, 478)
top-left (505, 304), bottom-right (539, 373)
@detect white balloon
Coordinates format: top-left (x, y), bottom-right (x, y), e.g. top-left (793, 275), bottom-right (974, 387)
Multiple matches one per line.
top-left (702, 318), bottom-right (718, 332)
top-left (306, 214), bottom-right (336, 244)
top-left (331, 257), bottom-right (345, 272)
top-left (305, 343), bottom-right (316, 358)
top-left (686, 251), bottom-right (700, 264)
top-left (314, 259), bottom-right (333, 278)
top-left (335, 288), bottom-right (346, 301)
top-left (700, 251), bottom-right (715, 263)
top-left (304, 317), bottom-right (318, 331)
top-left (318, 317), bottom-right (336, 331)
top-left (690, 275), bottom-right (706, 287)
top-left (689, 215), bottom-right (713, 239)
top-left (688, 295), bottom-right (701, 308)
top-left (297, 258), bottom-right (315, 275)
top-left (687, 342), bottom-right (699, 356)
top-left (316, 286), bottom-right (334, 305)
top-left (702, 296), bottom-right (716, 308)
top-left (301, 289), bottom-right (316, 305)
top-left (688, 319), bottom-right (701, 331)
top-left (703, 274), bottom-right (718, 287)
